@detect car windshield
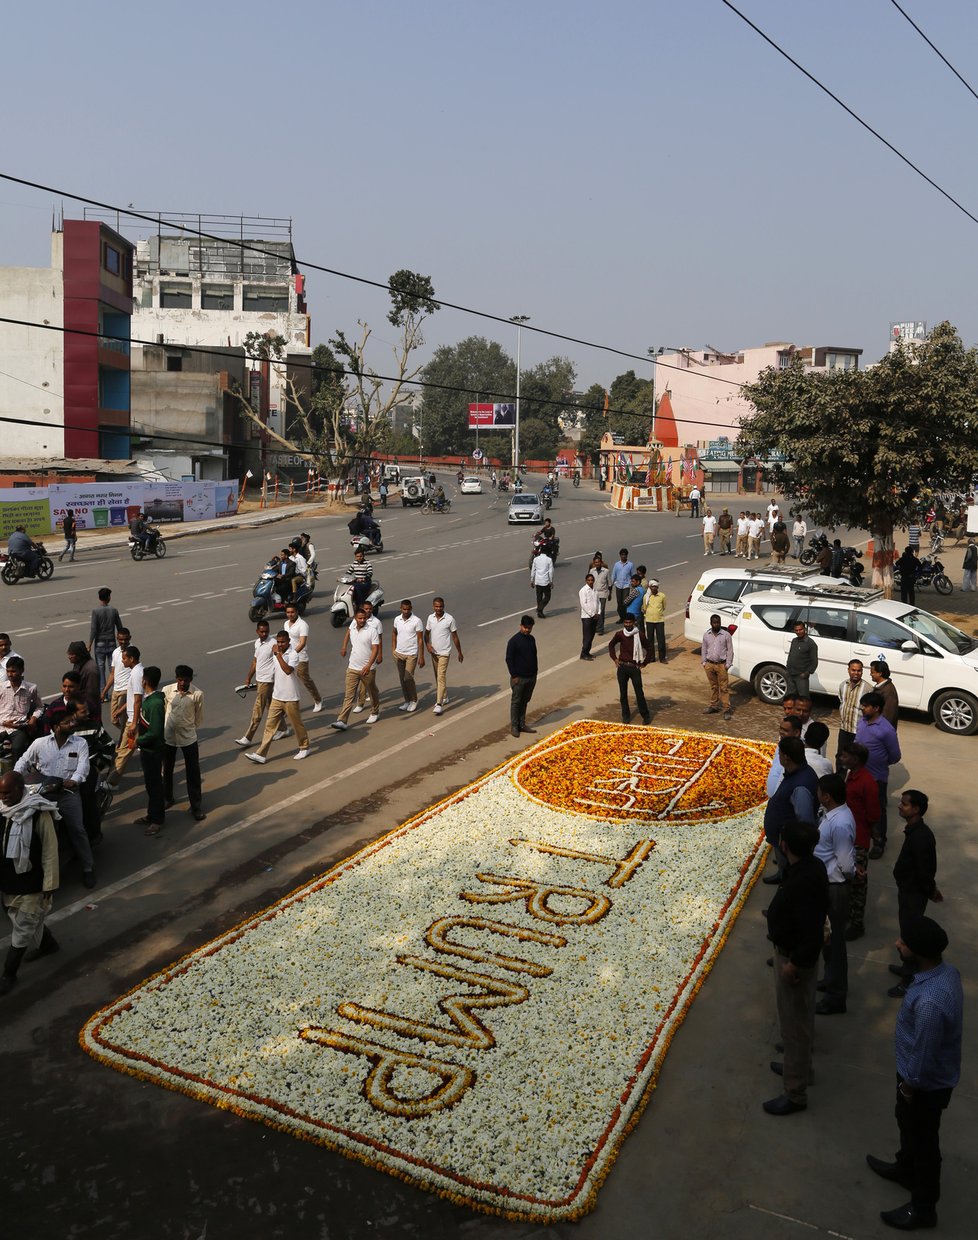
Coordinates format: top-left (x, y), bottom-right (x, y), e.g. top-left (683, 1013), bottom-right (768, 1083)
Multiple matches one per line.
top-left (898, 608), bottom-right (975, 655)
top-left (512, 494), bottom-right (538, 504)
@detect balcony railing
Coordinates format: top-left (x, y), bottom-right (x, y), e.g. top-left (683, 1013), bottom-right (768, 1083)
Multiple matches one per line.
top-left (99, 335), bottom-right (131, 356)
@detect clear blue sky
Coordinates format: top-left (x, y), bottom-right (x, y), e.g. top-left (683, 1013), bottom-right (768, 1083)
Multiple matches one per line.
top-left (3, 0), bottom-right (977, 399)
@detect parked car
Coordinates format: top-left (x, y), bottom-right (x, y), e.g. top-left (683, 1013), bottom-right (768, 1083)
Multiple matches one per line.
top-left (728, 582), bottom-right (978, 734)
top-left (460, 476), bottom-right (483, 495)
top-left (508, 493), bottom-right (544, 525)
top-left (684, 564), bottom-right (837, 641)
top-left (399, 475), bottom-right (430, 507)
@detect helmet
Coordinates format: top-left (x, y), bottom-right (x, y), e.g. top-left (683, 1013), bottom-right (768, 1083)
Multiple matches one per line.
top-left (289, 538), bottom-right (302, 550)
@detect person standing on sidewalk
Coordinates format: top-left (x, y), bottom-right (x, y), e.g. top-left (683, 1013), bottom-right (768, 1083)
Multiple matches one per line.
top-left (87, 587), bottom-right (124, 693)
top-left (331, 610), bottom-right (381, 731)
top-left (785, 622), bottom-right (818, 699)
top-left (702, 508), bottom-right (717, 555)
top-left (246, 632), bottom-right (311, 760)
top-left (579, 573), bottom-right (600, 660)
top-left (869, 660), bottom-right (900, 730)
top-left (608, 614), bottom-right (651, 725)
top-left (836, 658), bottom-right (870, 769)
top-left (866, 916), bottom-right (962, 1232)
top-left (961, 538), bottom-right (978, 591)
top-left (283, 604), bottom-right (324, 714)
top-left (688, 485), bottom-right (701, 519)
top-left (589, 553), bottom-right (611, 635)
top-left (701, 614), bottom-right (734, 720)
top-left (530, 545), bottom-right (554, 618)
top-left (763, 817), bottom-right (828, 1116)
top-left (392, 600), bottom-right (425, 712)
top-left (135, 666), bottom-right (166, 835)
top-left (163, 665), bottom-right (205, 822)
top-left (425, 597), bottom-right (463, 716)
top-left (505, 615), bottom-right (538, 738)
top-left (887, 790), bottom-right (940, 999)
top-left (610, 549), bottom-right (634, 623)
top-left (0, 771), bottom-right (60, 997)
top-left (59, 509), bottom-right (77, 562)
top-left (840, 741), bottom-right (880, 942)
top-left (814, 773), bottom-right (857, 1016)
top-left (108, 646), bottom-right (143, 788)
top-left (855, 692), bottom-right (901, 859)
top-left (235, 620), bottom-right (277, 748)
top-left (641, 578), bottom-right (667, 663)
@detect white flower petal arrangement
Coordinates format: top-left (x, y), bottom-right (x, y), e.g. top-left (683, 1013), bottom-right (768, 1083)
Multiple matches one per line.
top-left (80, 722), bottom-right (773, 1222)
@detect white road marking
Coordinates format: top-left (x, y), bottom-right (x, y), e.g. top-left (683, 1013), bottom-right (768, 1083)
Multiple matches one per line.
top-left (35, 647), bottom-right (597, 933)
top-left (657, 561), bottom-right (688, 571)
top-left (176, 563), bottom-right (238, 575)
top-left (7, 585), bottom-right (95, 601)
top-left (70, 558), bottom-right (121, 566)
top-left (207, 638), bottom-right (258, 654)
top-left (481, 567), bottom-right (526, 579)
top-left (179, 543), bottom-right (232, 553)
top-left (632, 540), bottom-right (663, 548)
top-left (477, 608), bottom-right (534, 628)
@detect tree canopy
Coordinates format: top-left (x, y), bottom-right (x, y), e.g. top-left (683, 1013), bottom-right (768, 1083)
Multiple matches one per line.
top-left (577, 369), bottom-right (656, 458)
top-left (737, 321), bottom-right (978, 545)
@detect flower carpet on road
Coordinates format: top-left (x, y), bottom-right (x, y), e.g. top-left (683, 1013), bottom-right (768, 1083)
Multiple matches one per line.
top-left (81, 721), bottom-right (773, 1222)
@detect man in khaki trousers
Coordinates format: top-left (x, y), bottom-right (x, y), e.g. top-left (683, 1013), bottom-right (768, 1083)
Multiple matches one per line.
top-left (245, 632), bottom-right (310, 764)
top-left (331, 609), bottom-right (381, 731)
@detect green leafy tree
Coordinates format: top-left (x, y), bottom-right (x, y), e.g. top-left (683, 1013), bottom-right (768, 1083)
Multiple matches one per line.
top-left (576, 369), bottom-right (655, 458)
top-left (419, 336), bottom-right (516, 456)
top-left (737, 321), bottom-right (978, 582)
top-left (517, 356), bottom-right (576, 462)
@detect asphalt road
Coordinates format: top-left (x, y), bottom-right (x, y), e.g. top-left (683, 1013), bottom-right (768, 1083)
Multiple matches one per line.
top-left (8, 484), bottom-right (972, 1240)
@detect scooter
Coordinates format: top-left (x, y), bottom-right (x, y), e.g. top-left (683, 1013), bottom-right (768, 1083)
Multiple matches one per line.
top-left (0, 543), bottom-right (55, 584)
top-left (248, 557), bottom-right (316, 622)
top-left (330, 575), bottom-right (385, 628)
top-left (572, 473), bottom-right (581, 488)
top-left (128, 530), bottom-right (167, 560)
top-left (348, 513), bottom-right (383, 553)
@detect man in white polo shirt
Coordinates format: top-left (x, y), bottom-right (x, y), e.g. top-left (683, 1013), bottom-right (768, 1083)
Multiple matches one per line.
top-left (283, 603), bottom-right (323, 713)
top-left (245, 631), bottom-right (309, 763)
top-left (425, 596), bottom-right (463, 716)
top-left (331, 608), bottom-right (381, 730)
top-left (392, 599), bottom-right (425, 712)
top-left (107, 644), bottom-right (143, 786)
top-left (236, 619), bottom-right (277, 747)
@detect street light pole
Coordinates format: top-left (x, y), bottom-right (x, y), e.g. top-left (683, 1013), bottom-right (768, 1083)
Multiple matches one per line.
top-left (511, 314), bottom-right (530, 471)
top-left (647, 346), bottom-right (665, 440)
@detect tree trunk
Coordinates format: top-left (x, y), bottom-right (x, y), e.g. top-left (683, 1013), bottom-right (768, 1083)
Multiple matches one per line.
top-left (871, 523), bottom-right (895, 600)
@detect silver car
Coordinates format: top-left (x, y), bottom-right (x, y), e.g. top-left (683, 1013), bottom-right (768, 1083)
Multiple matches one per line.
top-left (508, 493), bottom-right (543, 524)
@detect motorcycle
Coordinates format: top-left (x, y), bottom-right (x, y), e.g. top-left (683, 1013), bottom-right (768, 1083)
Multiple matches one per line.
top-left (798, 532), bottom-right (829, 566)
top-left (541, 487), bottom-right (553, 510)
top-left (893, 555), bottom-right (953, 596)
top-left (248, 557), bottom-right (316, 622)
top-left (529, 530), bottom-right (560, 568)
top-left (1, 543), bottom-right (54, 584)
top-left (420, 496), bottom-right (452, 514)
top-left (128, 530), bottom-right (167, 560)
top-left (348, 512), bottom-right (383, 553)
top-left (74, 721), bottom-right (118, 822)
top-left (572, 473), bottom-right (581, 488)
top-left (330, 575), bottom-right (385, 628)
top-left (498, 479), bottom-right (510, 493)
top-left (842, 548), bottom-right (865, 586)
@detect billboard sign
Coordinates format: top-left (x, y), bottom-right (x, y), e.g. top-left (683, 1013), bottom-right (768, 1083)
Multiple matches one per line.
top-left (468, 403), bottom-right (516, 429)
top-left (890, 321), bottom-right (927, 344)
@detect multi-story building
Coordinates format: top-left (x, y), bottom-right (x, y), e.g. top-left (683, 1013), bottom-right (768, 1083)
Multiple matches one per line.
top-left (0, 219), bottom-right (134, 460)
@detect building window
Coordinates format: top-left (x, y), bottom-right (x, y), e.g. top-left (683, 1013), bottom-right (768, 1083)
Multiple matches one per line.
top-left (826, 352), bottom-right (857, 371)
top-left (166, 355), bottom-right (183, 372)
top-left (243, 286), bottom-right (289, 313)
top-left (104, 244), bottom-right (122, 275)
top-left (201, 285), bottom-right (234, 310)
top-left (777, 351), bottom-right (792, 369)
top-left (160, 284), bottom-right (192, 309)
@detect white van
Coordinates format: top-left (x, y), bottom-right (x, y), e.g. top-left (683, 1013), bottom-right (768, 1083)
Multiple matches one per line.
top-left (684, 564), bottom-right (837, 643)
top-left (730, 581), bottom-right (978, 734)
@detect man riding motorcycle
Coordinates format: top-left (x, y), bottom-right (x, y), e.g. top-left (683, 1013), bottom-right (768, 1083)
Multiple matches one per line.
top-left (129, 512), bottom-right (160, 553)
top-left (7, 526), bottom-right (42, 577)
top-left (348, 507), bottom-right (382, 548)
top-left (433, 485), bottom-right (448, 512)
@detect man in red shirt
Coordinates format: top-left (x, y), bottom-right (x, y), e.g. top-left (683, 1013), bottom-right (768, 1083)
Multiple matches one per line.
top-left (840, 741), bottom-right (878, 941)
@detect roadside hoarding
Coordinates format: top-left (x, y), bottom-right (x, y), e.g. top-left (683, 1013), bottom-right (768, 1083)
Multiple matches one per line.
top-left (468, 403), bottom-right (516, 429)
top-left (0, 483), bottom-right (238, 534)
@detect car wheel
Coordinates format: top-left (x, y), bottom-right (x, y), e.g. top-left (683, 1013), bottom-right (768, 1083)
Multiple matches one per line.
top-left (752, 663), bottom-right (788, 705)
top-left (407, 484), bottom-right (419, 498)
top-left (934, 574), bottom-right (953, 595)
top-left (932, 689), bottom-right (978, 735)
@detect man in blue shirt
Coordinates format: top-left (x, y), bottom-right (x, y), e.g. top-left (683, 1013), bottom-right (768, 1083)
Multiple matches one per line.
top-left (610, 548), bottom-right (635, 623)
top-left (866, 916), bottom-right (962, 1231)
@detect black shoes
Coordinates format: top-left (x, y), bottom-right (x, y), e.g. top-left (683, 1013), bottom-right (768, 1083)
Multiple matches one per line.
top-left (762, 874), bottom-right (782, 885)
top-left (511, 726), bottom-right (521, 738)
top-left (82, 869), bottom-right (96, 889)
top-left (192, 810), bottom-right (207, 822)
top-left (880, 1203), bottom-right (937, 1231)
top-left (866, 1155), bottom-right (913, 1189)
top-left (845, 924), bottom-right (865, 941)
top-left (762, 1094), bottom-right (806, 1115)
top-left (815, 999), bottom-right (846, 1015)
top-left (521, 726), bottom-right (537, 734)
top-left (869, 844), bottom-right (885, 860)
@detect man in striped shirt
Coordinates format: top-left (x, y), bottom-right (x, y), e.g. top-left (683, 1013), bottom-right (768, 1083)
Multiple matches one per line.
top-left (347, 547), bottom-right (373, 610)
top-left (836, 658), bottom-right (870, 769)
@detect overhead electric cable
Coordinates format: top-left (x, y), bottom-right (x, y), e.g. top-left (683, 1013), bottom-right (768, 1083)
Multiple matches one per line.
top-left (888, 0), bottom-right (978, 105)
top-left (720, 0), bottom-right (978, 227)
top-left (0, 169), bottom-right (747, 387)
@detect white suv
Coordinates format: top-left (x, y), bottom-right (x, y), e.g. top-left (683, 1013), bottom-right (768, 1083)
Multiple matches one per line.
top-left (399, 476), bottom-right (430, 507)
top-left (729, 582), bottom-right (978, 734)
top-left (684, 564), bottom-right (836, 642)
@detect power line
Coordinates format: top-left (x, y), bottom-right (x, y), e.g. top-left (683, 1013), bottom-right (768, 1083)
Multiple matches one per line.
top-left (0, 313), bottom-right (749, 437)
top-left (888, 0), bottom-right (978, 105)
top-left (720, 0), bottom-right (978, 227)
top-left (0, 168), bottom-right (748, 387)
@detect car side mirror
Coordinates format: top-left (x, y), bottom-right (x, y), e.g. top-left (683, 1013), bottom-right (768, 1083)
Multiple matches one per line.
top-left (900, 640), bottom-right (918, 653)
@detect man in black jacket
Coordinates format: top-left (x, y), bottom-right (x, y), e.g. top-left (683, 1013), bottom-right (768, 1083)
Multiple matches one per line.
top-left (888, 790), bottom-right (939, 998)
top-left (764, 817), bottom-right (828, 1115)
top-left (505, 616), bottom-right (538, 739)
